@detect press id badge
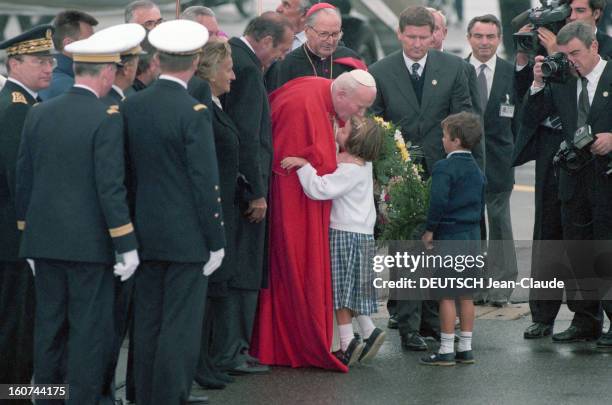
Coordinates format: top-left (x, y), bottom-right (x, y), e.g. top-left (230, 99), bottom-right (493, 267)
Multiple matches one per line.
top-left (499, 94), bottom-right (515, 118)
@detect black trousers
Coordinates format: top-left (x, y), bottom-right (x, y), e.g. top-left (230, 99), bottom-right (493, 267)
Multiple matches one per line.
top-left (0, 260), bottom-right (35, 404)
top-left (209, 287), bottom-right (258, 370)
top-left (133, 261), bottom-right (207, 405)
top-left (34, 259), bottom-right (113, 405)
top-left (528, 127), bottom-right (566, 325)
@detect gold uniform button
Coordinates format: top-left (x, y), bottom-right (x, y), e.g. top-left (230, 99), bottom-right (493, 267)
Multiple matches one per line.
top-left (214, 213), bottom-right (220, 218)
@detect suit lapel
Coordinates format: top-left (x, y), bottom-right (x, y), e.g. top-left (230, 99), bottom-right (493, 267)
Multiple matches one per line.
top-left (588, 62), bottom-right (612, 125)
top-left (485, 56), bottom-right (511, 119)
top-left (389, 51), bottom-right (420, 112)
top-left (229, 37), bottom-right (262, 70)
top-left (420, 51), bottom-right (440, 112)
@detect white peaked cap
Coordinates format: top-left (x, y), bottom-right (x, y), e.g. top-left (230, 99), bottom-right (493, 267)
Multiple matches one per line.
top-left (349, 69), bottom-right (376, 87)
top-left (65, 37), bottom-right (121, 64)
top-left (88, 23), bottom-right (146, 56)
top-left (148, 20), bottom-right (209, 55)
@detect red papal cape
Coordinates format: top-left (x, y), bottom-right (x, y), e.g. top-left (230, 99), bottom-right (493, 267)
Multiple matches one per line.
top-left (250, 77), bottom-right (347, 372)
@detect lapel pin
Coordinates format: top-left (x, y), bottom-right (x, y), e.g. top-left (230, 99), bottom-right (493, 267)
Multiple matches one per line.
top-left (604, 91), bottom-right (609, 98)
top-left (432, 79), bottom-right (438, 86)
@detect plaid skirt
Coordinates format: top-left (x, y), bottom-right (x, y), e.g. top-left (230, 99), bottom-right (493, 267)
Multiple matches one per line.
top-left (329, 228), bottom-right (378, 315)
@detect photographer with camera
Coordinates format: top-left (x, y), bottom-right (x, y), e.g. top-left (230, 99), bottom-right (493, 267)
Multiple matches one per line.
top-left (513, 0), bottom-right (612, 341)
top-left (523, 21), bottom-right (612, 349)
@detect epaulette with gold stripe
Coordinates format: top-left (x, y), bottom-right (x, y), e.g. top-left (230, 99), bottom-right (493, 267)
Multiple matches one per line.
top-left (193, 104), bottom-right (207, 112)
top-left (12, 92), bottom-right (28, 104)
top-left (107, 105), bottom-right (120, 115)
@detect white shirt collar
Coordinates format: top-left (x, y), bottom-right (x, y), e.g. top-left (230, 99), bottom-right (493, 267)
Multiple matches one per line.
top-left (469, 54), bottom-right (497, 73)
top-left (7, 77), bottom-right (38, 99)
top-left (111, 84), bottom-right (125, 100)
top-left (585, 57), bottom-right (606, 85)
top-left (159, 74), bottom-right (188, 89)
top-left (240, 36), bottom-right (256, 55)
top-left (402, 52), bottom-right (428, 76)
top-left (447, 150), bottom-right (471, 158)
top-left (73, 84), bottom-right (99, 98)
top-left (212, 95), bottom-right (222, 110)
top-left (292, 31), bottom-right (306, 50)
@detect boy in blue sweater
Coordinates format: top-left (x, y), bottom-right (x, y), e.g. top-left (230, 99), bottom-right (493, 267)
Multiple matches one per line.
top-left (420, 112), bottom-right (486, 366)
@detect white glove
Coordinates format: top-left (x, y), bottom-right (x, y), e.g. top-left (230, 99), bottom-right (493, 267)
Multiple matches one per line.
top-left (27, 259), bottom-right (35, 276)
top-left (203, 248), bottom-right (225, 276)
top-left (114, 249), bottom-right (140, 282)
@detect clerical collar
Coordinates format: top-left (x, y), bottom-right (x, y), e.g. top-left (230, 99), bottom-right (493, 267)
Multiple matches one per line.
top-left (112, 84), bottom-right (125, 100)
top-left (159, 74), bottom-right (187, 89)
top-left (305, 43), bottom-right (328, 61)
top-left (304, 44), bottom-right (334, 79)
top-left (7, 77), bottom-right (37, 99)
top-left (73, 84), bottom-right (99, 98)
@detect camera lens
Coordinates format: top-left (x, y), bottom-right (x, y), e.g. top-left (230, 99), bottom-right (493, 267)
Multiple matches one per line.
top-left (541, 61), bottom-right (558, 77)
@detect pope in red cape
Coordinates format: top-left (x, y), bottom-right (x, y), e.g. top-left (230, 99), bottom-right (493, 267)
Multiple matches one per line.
top-left (250, 71), bottom-right (377, 372)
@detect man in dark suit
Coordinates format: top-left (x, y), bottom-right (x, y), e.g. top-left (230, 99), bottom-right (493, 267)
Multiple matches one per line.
top-left (39, 10), bottom-right (98, 101)
top-left (214, 12), bottom-right (293, 374)
top-left (369, 5), bottom-right (472, 351)
top-left (0, 24), bottom-right (53, 399)
top-left (523, 21), bottom-right (612, 348)
top-left (467, 15), bottom-right (519, 307)
top-left (15, 35), bottom-right (140, 404)
top-left (122, 20), bottom-right (225, 405)
top-left (513, 0), bottom-right (612, 340)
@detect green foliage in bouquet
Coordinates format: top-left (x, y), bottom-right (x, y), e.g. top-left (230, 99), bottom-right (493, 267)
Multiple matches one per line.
top-left (372, 116), bottom-right (430, 241)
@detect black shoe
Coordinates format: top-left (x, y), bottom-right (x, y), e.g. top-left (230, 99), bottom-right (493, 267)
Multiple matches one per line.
top-left (596, 329), bottom-right (612, 349)
top-left (419, 352), bottom-right (455, 366)
top-left (333, 337), bottom-right (365, 366)
top-left (420, 329), bottom-right (441, 342)
top-left (455, 350), bottom-right (475, 364)
top-left (523, 322), bottom-right (553, 339)
top-left (187, 394), bottom-right (209, 404)
top-left (228, 362), bottom-right (270, 375)
top-left (212, 370), bottom-right (234, 383)
top-left (359, 328), bottom-right (386, 363)
top-left (552, 325), bottom-right (600, 343)
top-left (194, 375), bottom-right (226, 390)
top-left (401, 333), bottom-right (427, 351)
top-left (387, 314), bottom-right (398, 329)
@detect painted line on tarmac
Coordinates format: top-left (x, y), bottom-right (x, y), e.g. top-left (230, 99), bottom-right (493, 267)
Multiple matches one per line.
top-left (513, 184), bottom-right (535, 193)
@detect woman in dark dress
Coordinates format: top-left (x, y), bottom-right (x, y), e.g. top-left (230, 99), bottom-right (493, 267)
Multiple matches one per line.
top-left (194, 40), bottom-right (240, 389)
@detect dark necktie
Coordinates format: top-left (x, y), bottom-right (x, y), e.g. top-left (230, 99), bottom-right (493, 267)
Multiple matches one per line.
top-left (478, 64), bottom-right (488, 109)
top-left (411, 63), bottom-right (420, 81)
top-left (577, 76), bottom-right (590, 128)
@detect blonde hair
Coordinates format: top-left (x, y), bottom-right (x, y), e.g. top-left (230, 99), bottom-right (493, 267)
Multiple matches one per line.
top-left (344, 116), bottom-right (384, 162)
top-left (197, 40), bottom-right (232, 82)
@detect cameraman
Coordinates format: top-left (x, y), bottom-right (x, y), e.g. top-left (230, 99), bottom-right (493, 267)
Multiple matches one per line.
top-left (513, 0), bottom-right (611, 342)
top-left (524, 21), bottom-right (612, 349)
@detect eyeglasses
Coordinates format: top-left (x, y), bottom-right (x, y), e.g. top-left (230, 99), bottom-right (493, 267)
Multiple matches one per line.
top-left (143, 18), bottom-right (163, 30)
top-left (307, 26), bottom-right (343, 41)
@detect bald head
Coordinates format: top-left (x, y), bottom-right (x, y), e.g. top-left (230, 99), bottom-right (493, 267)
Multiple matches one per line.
top-left (331, 70), bottom-right (377, 121)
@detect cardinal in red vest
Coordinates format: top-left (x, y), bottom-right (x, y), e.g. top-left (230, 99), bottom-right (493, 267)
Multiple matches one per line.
top-left (250, 70), bottom-right (377, 371)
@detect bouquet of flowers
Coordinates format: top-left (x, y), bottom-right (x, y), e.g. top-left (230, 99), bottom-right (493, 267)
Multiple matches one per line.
top-left (373, 116), bottom-right (429, 241)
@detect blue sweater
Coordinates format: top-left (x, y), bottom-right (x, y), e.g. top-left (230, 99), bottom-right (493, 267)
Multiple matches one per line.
top-left (425, 152), bottom-right (485, 235)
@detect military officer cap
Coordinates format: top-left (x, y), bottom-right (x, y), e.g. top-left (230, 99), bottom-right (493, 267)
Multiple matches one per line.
top-left (88, 23), bottom-right (147, 57)
top-left (65, 23), bottom-right (148, 64)
top-left (148, 20), bottom-right (209, 55)
top-left (0, 24), bottom-right (54, 56)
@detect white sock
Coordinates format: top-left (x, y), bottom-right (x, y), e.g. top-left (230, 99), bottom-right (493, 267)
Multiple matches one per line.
top-left (439, 333), bottom-right (455, 355)
top-left (458, 331), bottom-right (473, 352)
top-left (357, 315), bottom-right (376, 339)
top-left (339, 323), bottom-right (354, 352)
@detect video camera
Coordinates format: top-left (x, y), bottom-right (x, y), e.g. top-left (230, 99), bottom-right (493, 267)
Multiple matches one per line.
top-left (512, 0), bottom-right (571, 56)
top-left (541, 52), bottom-right (571, 83)
top-left (553, 125), bottom-right (612, 176)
